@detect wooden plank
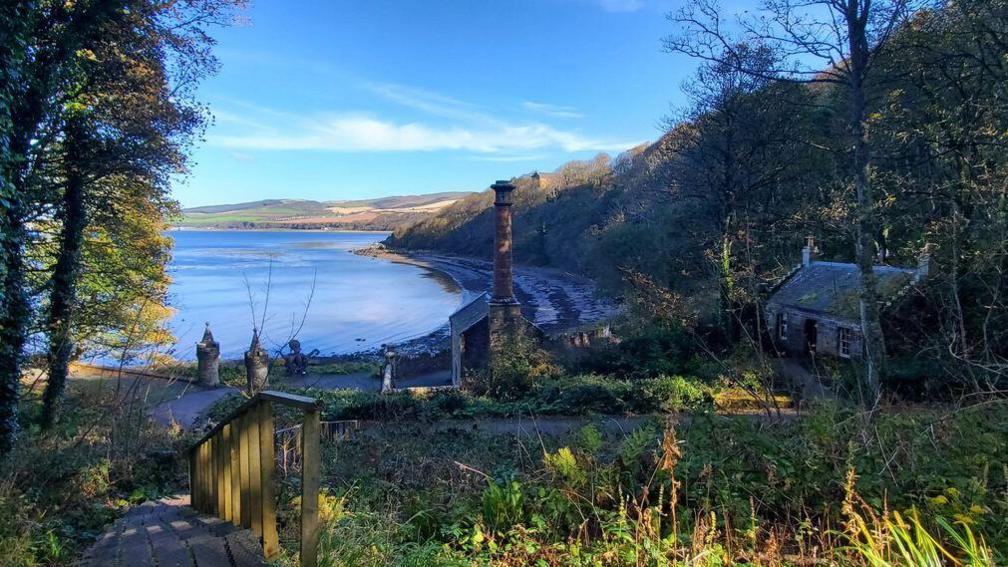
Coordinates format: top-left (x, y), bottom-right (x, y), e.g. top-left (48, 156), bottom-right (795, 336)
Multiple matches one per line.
top-left (247, 405), bottom-right (263, 538)
top-left (239, 413), bottom-right (251, 528)
top-left (197, 443), bottom-right (206, 513)
top-left (258, 402), bottom-right (279, 558)
top-left (208, 436), bottom-right (217, 516)
top-left (222, 424), bottom-right (232, 523)
top-left (216, 430), bottom-right (227, 518)
top-left (259, 390), bottom-right (320, 409)
top-left (191, 390), bottom-right (319, 448)
top-left (300, 409), bottom-right (321, 567)
top-left (230, 419), bottom-right (241, 525)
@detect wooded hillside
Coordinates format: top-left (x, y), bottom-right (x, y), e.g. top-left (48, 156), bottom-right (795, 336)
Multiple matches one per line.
top-left (388, 0), bottom-right (1008, 391)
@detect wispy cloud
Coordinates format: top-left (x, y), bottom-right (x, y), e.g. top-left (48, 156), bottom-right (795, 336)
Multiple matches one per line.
top-left (209, 83), bottom-right (641, 155)
top-left (211, 111), bottom-right (637, 154)
top-left (522, 101), bottom-right (585, 119)
top-left (468, 154), bottom-right (550, 162)
top-left (363, 81), bottom-right (490, 124)
top-left (596, 0), bottom-right (645, 12)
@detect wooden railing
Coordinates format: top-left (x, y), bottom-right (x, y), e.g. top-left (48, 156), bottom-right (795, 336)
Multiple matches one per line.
top-left (188, 390), bottom-right (321, 567)
top-left (275, 420), bottom-right (359, 476)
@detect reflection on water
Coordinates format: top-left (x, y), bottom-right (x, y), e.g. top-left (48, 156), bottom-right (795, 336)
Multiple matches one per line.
top-left (166, 230), bottom-right (461, 360)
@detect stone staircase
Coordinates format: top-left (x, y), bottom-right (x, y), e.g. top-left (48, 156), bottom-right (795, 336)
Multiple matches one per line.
top-left (77, 496), bottom-right (268, 567)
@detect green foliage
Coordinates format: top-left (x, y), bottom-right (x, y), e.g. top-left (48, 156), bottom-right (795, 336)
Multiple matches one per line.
top-left (311, 402), bottom-right (1008, 565)
top-left (0, 384), bottom-right (188, 566)
top-left (232, 374), bottom-right (717, 424)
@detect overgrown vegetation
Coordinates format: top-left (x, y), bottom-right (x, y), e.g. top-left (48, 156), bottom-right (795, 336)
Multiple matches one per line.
top-left (282, 402), bottom-right (1007, 565)
top-left (0, 379), bottom-right (187, 566)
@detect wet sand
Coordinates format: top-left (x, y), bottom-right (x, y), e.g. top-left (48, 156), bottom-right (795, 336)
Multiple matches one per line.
top-left (352, 246), bottom-right (619, 356)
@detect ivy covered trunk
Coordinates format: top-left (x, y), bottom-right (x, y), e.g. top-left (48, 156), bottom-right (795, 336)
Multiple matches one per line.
top-left (42, 120), bottom-right (88, 428)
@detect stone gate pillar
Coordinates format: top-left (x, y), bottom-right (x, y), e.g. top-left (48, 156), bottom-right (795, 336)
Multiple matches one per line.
top-left (196, 323), bottom-right (220, 387)
top-left (244, 329), bottom-right (269, 393)
top-left (381, 344), bottom-right (396, 393)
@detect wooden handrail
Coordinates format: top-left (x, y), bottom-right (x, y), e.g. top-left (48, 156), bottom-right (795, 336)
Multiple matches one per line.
top-left (188, 390), bottom-right (322, 567)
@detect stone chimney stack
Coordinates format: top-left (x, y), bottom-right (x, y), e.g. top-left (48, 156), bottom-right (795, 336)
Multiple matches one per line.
top-left (491, 180), bottom-right (517, 304)
top-left (802, 236), bottom-right (815, 267)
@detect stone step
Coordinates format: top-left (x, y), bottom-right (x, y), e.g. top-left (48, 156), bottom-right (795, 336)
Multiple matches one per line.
top-left (76, 495), bottom-right (269, 567)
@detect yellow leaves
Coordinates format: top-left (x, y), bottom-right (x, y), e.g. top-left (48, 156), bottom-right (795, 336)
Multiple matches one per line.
top-left (74, 48), bottom-right (97, 62)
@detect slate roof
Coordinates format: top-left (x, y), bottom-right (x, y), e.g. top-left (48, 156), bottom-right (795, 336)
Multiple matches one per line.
top-left (449, 292), bottom-right (489, 335)
top-left (767, 261), bottom-right (915, 320)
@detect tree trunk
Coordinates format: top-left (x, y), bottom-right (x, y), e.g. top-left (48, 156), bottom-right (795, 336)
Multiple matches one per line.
top-left (41, 121), bottom-right (87, 428)
top-left (848, 4), bottom-right (886, 402)
top-left (0, 178), bottom-right (30, 454)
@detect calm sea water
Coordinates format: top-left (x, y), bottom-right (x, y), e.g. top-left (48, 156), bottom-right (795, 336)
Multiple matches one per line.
top-left (166, 230), bottom-right (461, 360)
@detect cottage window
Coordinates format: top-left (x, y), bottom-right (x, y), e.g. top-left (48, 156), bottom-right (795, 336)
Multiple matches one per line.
top-left (838, 327), bottom-right (852, 358)
top-left (777, 313), bottom-right (788, 340)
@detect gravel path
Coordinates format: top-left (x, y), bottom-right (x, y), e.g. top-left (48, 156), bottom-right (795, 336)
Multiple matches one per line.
top-left (152, 371), bottom-right (452, 430)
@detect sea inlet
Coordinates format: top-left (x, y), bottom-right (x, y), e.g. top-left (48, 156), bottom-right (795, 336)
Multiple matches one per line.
top-left (166, 230), bottom-right (462, 360)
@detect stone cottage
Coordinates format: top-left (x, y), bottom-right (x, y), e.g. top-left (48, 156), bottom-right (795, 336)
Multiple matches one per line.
top-left (449, 180), bottom-right (539, 387)
top-left (765, 237), bottom-right (929, 359)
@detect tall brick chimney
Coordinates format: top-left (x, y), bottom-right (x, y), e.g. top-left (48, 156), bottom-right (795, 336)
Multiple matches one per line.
top-left (491, 180), bottom-right (517, 304)
top-left (488, 180), bottom-right (523, 359)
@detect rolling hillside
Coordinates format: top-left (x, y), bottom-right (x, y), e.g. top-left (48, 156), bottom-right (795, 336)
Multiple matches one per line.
top-left (176, 191), bottom-right (473, 231)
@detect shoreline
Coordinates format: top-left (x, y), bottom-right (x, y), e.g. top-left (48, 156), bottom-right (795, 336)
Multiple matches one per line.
top-left (166, 226), bottom-right (391, 234)
top-left (109, 239), bottom-right (618, 367)
top-left (352, 244), bottom-right (619, 344)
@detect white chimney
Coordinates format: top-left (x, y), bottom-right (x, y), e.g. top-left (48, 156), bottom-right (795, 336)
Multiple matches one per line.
top-left (914, 244), bottom-right (932, 284)
top-left (802, 236), bottom-right (815, 267)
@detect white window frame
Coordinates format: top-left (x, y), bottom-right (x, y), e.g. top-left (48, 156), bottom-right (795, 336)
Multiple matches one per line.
top-left (777, 312), bottom-right (788, 340)
top-left (838, 327), bottom-right (852, 359)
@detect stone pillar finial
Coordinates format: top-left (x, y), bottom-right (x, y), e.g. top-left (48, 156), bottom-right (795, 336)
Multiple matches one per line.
top-left (196, 322), bottom-right (220, 387)
top-left (244, 328), bottom-right (269, 393)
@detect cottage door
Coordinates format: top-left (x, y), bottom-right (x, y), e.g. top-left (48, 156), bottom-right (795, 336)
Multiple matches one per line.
top-left (803, 319), bottom-right (818, 355)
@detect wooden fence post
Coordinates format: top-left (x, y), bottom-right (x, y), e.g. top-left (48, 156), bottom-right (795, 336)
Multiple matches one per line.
top-left (239, 413), bottom-right (251, 528)
top-left (247, 408), bottom-right (263, 538)
top-left (230, 419), bottom-right (241, 525)
top-left (300, 408), bottom-right (321, 567)
top-left (221, 424), bottom-right (232, 522)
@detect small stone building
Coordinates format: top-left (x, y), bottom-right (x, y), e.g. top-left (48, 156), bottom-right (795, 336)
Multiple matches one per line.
top-left (765, 238), bottom-right (929, 359)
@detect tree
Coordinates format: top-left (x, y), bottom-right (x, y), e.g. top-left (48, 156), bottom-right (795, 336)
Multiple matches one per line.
top-left (664, 43), bottom-right (816, 343)
top-left (665, 0), bottom-right (921, 401)
top-left (0, 0), bottom-right (125, 454)
top-left (36, 0), bottom-right (244, 427)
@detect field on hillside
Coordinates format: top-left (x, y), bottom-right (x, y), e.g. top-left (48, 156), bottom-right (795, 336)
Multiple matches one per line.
top-left (176, 192), bottom-right (473, 231)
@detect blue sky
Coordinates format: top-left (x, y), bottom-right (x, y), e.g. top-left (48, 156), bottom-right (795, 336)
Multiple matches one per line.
top-left (175, 0), bottom-right (700, 208)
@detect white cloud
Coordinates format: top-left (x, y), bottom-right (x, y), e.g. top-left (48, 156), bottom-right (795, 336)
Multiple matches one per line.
top-left (211, 112), bottom-right (638, 154)
top-left (208, 80), bottom-right (642, 156)
top-left (522, 101), bottom-right (585, 119)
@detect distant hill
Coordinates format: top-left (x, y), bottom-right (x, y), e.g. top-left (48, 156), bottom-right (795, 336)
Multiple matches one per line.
top-left (176, 192), bottom-right (473, 231)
